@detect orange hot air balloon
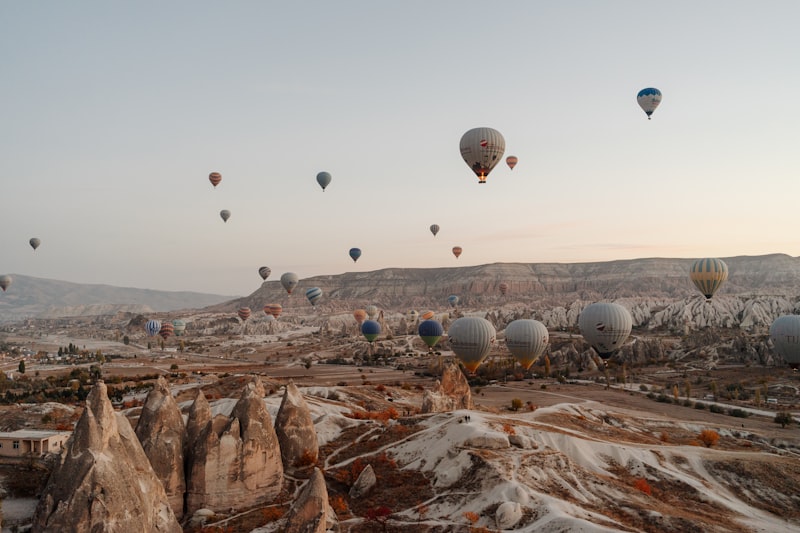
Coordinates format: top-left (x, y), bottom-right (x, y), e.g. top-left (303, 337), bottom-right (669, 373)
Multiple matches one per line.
top-left (264, 304), bottom-right (282, 318)
top-left (452, 246), bottom-right (462, 259)
top-left (353, 309), bottom-right (367, 323)
top-left (209, 172), bottom-right (222, 187)
top-left (506, 156), bottom-right (518, 170)
top-left (238, 307), bottom-right (252, 321)
top-left (421, 310), bottom-right (435, 320)
top-left (158, 321), bottom-right (174, 340)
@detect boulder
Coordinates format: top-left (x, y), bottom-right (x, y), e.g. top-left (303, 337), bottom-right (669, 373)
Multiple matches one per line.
top-left (349, 463), bottom-right (376, 499)
top-left (274, 381), bottom-right (319, 472)
top-left (421, 363), bottom-right (472, 413)
top-left (495, 501), bottom-right (523, 529)
top-left (283, 468), bottom-right (333, 533)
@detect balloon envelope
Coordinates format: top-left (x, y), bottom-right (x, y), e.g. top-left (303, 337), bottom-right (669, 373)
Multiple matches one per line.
top-left (365, 305), bottom-right (379, 320)
top-left (690, 258), bottom-right (728, 299)
top-left (0, 275), bottom-right (11, 292)
top-left (29, 238), bottom-right (41, 251)
top-left (353, 309), bottom-right (367, 323)
top-left (407, 310), bottom-right (419, 323)
top-left (280, 272), bottom-right (299, 294)
top-left (316, 171), bottom-right (332, 191)
top-left (499, 282), bottom-right (509, 296)
top-left (448, 317), bottom-right (496, 373)
top-left (637, 88), bottom-right (662, 119)
top-left (145, 319), bottom-right (162, 337)
top-left (264, 304), bottom-right (282, 318)
top-left (238, 307), bottom-right (251, 321)
top-left (505, 319), bottom-right (549, 370)
top-left (459, 127), bottom-right (505, 183)
top-left (421, 310), bottom-right (435, 320)
top-left (305, 287), bottom-right (323, 306)
top-left (578, 303), bottom-right (632, 359)
top-left (220, 210), bottom-right (231, 222)
top-left (452, 246), bottom-right (462, 259)
top-left (418, 319), bottom-right (444, 349)
top-left (447, 295), bottom-right (459, 308)
top-left (159, 321), bottom-right (174, 340)
top-left (770, 315), bottom-right (800, 369)
top-left (258, 266), bottom-right (271, 281)
top-left (430, 224), bottom-right (440, 237)
top-left (506, 156), bottom-right (518, 170)
top-left (209, 172), bottom-right (222, 187)
top-left (361, 320), bottom-right (381, 342)
top-left (172, 319), bottom-right (186, 336)
top-left (349, 248), bottom-right (362, 262)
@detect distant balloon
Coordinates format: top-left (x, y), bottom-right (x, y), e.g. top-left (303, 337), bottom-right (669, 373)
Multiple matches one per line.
top-left (365, 305), bottom-right (379, 320)
top-left (637, 88), bottom-right (662, 120)
top-left (418, 319), bottom-right (444, 350)
top-left (407, 310), bottom-right (419, 323)
top-left (421, 310), bottom-right (435, 320)
top-left (264, 304), bottom-right (282, 319)
top-left (172, 319), bottom-right (186, 337)
top-left (447, 295), bottom-right (459, 308)
top-left (506, 156), bottom-right (518, 170)
top-left (353, 309), bottom-right (367, 324)
top-left (459, 127), bottom-right (505, 184)
top-left (220, 210), bottom-right (231, 223)
top-left (430, 224), bottom-right (440, 237)
top-left (499, 282), bottom-right (509, 296)
top-left (158, 321), bottom-right (174, 340)
top-left (361, 320), bottom-right (381, 343)
top-left (770, 315), bottom-right (800, 369)
top-left (578, 303), bottom-right (632, 359)
top-left (238, 307), bottom-right (251, 321)
top-left (258, 266), bottom-right (272, 281)
top-left (29, 238), bottom-right (41, 251)
top-left (690, 258), bottom-right (728, 299)
top-left (0, 275), bottom-right (12, 292)
top-left (448, 317), bottom-right (496, 373)
top-left (209, 172), bottom-right (222, 187)
top-left (316, 171), bottom-right (332, 191)
top-left (305, 287), bottom-right (323, 306)
top-left (145, 319), bottom-right (162, 337)
top-left (505, 319), bottom-right (549, 370)
top-left (280, 272), bottom-right (299, 295)
top-left (349, 248), bottom-right (362, 263)
top-left (452, 246), bottom-right (462, 259)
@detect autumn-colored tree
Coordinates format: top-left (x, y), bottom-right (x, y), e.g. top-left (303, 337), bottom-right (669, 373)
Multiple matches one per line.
top-left (365, 506), bottom-right (392, 532)
top-left (634, 477), bottom-right (652, 495)
top-left (544, 355), bottom-right (551, 377)
top-left (416, 502), bottom-right (429, 523)
top-left (510, 398), bottom-right (523, 411)
top-left (684, 381), bottom-right (691, 399)
top-left (672, 384), bottom-right (679, 402)
top-left (698, 429), bottom-right (720, 448)
top-left (754, 388), bottom-right (761, 407)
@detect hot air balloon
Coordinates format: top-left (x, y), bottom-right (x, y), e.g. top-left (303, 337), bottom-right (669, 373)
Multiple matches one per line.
top-left (264, 304), bottom-right (282, 319)
top-left (459, 127), bottom-right (505, 184)
top-left (418, 319), bottom-right (444, 350)
top-left (209, 172), bottom-right (222, 187)
top-left (770, 315), bottom-right (800, 369)
top-left (258, 266), bottom-right (272, 281)
top-left (145, 319), bottom-right (162, 337)
top-left (172, 319), bottom-right (186, 337)
top-left (349, 248), bottom-right (362, 263)
top-left (305, 287), bottom-right (322, 306)
top-left (365, 305), bottom-right (379, 320)
top-left (637, 88), bottom-right (662, 120)
top-left (353, 309), bottom-right (367, 324)
top-left (238, 307), bottom-right (252, 321)
top-left (159, 321), bottom-right (174, 340)
top-left (447, 295), bottom-right (459, 308)
top-left (452, 246), bottom-right (462, 259)
top-left (280, 272), bottom-right (299, 295)
top-left (220, 210), bottom-right (231, 223)
top-left (448, 317), bottom-right (496, 374)
top-left (578, 303), bottom-right (632, 359)
top-left (421, 310), bottom-right (435, 320)
top-left (505, 319), bottom-right (549, 370)
top-left (506, 156), bottom-right (518, 170)
top-left (499, 282), bottom-right (509, 296)
top-left (430, 224), bottom-right (440, 237)
top-left (407, 310), bottom-right (419, 323)
top-left (690, 258), bottom-right (728, 299)
top-left (29, 238), bottom-right (41, 251)
top-left (361, 320), bottom-right (381, 343)
top-left (0, 275), bottom-right (11, 292)
top-left (316, 171), bottom-right (332, 191)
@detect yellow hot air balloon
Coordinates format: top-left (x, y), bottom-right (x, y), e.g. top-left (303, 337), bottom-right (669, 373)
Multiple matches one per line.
top-left (689, 258), bottom-right (728, 299)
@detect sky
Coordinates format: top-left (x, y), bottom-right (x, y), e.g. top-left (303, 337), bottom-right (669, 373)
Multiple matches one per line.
top-left (2, 1), bottom-right (799, 297)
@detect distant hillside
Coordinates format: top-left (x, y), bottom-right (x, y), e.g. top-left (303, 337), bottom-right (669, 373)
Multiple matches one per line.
top-left (225, 254), bottom-right (800, 313)
top-left (0, 274), bottom-right (236, 322)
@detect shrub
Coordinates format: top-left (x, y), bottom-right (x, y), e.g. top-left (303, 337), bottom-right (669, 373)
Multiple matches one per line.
top-left (698, 429), bottom-right (720, 448)
top-left (502, 423), bottom-right (516, 435)
top-left (639, 384), bottom-right (649, 392)
top-left (694, 402), bottom-right (707, 410)
top-left (510, 398), bottom-right (523, 411)
top-left (634, 477), bottom-right (652, 495)
top-left (659, 432), bottom-right (670, 443)
top-left (774, 411), bottom-right (793, 428)
top-left (729, 408), bottom-right (750, 418)
top-left (709, 404), bottom-right (725, 414)
top-left (375, 384), bottom-right (386, 392)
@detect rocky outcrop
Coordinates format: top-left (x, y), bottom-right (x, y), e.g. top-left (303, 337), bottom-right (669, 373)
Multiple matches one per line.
top-left (421, 363), bottom-right (473, 413)
top-left (185, 377), bottom-right (284, 514)
top-left (275, 381), bottom-right (319, 472)
top-left (349, 463), bottom-right (376, 499)
top-left (135, 376), bottom-right (186, 518)
top-left (283, 468), bottom-right (333, 533)
top-left (32, 381), bottom-right (181, 533)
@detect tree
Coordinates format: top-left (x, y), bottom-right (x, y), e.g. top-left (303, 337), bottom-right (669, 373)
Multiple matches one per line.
top-left (698, 429), bottom-right (720, 448)
top-left (122, 335), bottom-right (130, 346)
top-left (544, 355), bottom-right (551, 377)
top-left (672, 384), bottom-right (679, 402)
top-left (754, 388), bottom-right (761, 407)
top-left (684, 381), bottom-right (691, 399)
top-left (18, 360), bottom-right (25, 374)
top-left (774, 411), bottom-right (793, 428)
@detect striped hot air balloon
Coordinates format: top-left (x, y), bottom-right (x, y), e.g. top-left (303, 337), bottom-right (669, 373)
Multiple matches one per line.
top-left (209, 172), bottom-right (222, 187)
top-left (145, 319), bottom-right (162, 337)
top-left (264, 304), bottom-right (282, 318)
top-left (365, 305), bottom-right (379, 320)
top-left (430, 224), bottom-right (440, 237)
top-left (258, 266), bottom-right (271, 281)
top-left (505, 319), bottom-right (549, 370)
top-left (158, 321), bottom-right (174, 340)
top-left (690, 258), bottom-right (728, 299)
top-left (578, 303), bottom-right (632, 359)
top-left (448, 317), bottom-right (496, 374)
top-left (172, 319), bottom-right (186, 337)
top-left (305, 287), bottom-right (322, 306)
top-left (238, 307), bottom-right (252, 321)
top-left (499, 282), bottom-right (509, 296)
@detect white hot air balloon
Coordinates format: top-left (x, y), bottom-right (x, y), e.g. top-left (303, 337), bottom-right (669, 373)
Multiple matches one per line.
top-left (448, 317), bottom-right (496, 374)
top-left (578, 302), bottom-right (632, 360)
top-left (770, 315), bottom-right (800, 369)
top-left (505, 319), bottom-right (549, 370)
top-left (459, 127), bottom-right (505, 184)
top-left (637, 88), bottom-right (662, 119)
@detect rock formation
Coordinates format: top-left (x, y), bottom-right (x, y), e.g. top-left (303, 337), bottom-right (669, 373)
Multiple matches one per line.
top-left (135, 375), bottom-right (186, 518)
top-left (274, 380), bottom-right (319, 471)
top-left (185, 377), bottom-right (284, 514)
top-left (32, 381), bottom-right (181, 533)
top-left (349, 463), bottom-right (376, 499)
top-left (283, 468), bottom-right (334, 533)
top-left (421, 362), bottom-right (473, 413)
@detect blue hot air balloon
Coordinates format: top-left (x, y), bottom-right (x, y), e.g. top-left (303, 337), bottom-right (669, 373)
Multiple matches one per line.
top-left (316, 171), bottom-right (332, 191)
top-left (447, 295), bottom-right (460, 308)
top-left (305, 287), bottom-right (323, 306)
top-left (418, 319), bottom-right (444, 350)
top-left (349, 248), bottom-right (362, 263)
top-left (637, 88), bottom-right (662, 120)
top-left (145, 319), bottom-right (162, 337)
top-left (361, 320), bottom-right (381, 342)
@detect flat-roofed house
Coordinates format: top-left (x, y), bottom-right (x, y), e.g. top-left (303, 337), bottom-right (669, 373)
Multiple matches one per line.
top-left (0, 430), bottom-right (71, 458)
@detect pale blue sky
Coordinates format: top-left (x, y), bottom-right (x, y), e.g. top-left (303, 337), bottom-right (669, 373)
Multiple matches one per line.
top-left (2, 1), bottom-right (799, 296)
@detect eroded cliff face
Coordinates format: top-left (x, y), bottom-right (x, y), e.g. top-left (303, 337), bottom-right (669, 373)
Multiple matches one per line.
top-left (275, 380), bottom-right (319, 472)
top-left (33, 381), bottom-right (181, 533)
top-left (421, 362), bottom-right (473, 413)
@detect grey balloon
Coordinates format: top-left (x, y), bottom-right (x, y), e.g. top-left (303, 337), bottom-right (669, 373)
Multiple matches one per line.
top-left (578, 302), bottom-right (632, 359)
top-left (220, 210), bottom-right (231, 222)
top-left (505, 319), bottom-right (549, 370)
top-left (770, 315), bottom-right (800, 369)
top-left (447, 316), bottom-right (496, 373)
